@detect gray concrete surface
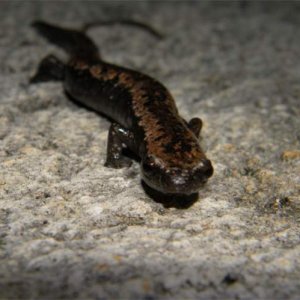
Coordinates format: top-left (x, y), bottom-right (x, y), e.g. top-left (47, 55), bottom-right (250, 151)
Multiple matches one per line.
top-left (1, 1), bottom-right (300, 299)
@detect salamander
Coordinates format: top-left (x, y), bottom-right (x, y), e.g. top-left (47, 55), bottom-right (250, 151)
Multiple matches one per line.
top-left (30, 21), bottom-right (213, 195)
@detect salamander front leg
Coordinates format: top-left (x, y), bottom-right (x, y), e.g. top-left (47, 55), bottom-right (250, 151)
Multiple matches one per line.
top-left (104, 123), bottom-right (134, 168)
top-left (188, 118), bottom-right (203, 138)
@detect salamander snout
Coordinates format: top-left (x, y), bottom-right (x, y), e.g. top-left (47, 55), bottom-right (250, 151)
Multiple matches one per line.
top-left (192, 159), bottom-right (214, 182)
top-left (141, 157), bottom-right (213, 195)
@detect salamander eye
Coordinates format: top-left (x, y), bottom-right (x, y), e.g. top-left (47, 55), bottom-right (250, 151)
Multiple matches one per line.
top-left (141, 156), bottom-right (156, 173)
top-left (142, 161), bottom-right (154, 172)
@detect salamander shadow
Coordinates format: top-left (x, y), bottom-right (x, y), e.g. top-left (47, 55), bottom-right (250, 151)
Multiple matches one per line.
top-left (141, 181), bottom-right (198, 209)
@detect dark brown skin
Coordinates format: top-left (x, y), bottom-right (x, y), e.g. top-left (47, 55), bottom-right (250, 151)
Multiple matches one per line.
top-left (30, 21), bottom-right (213, 195)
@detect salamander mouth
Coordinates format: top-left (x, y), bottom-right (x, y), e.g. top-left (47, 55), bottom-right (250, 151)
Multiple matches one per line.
top-left (141, 159), bottom-right (213, 195)
top-left (142, 175), bottom-right (207, 195)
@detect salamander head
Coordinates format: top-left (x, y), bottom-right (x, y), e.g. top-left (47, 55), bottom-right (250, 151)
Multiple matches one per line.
top-left (141, 155), bottom-right (213, 195)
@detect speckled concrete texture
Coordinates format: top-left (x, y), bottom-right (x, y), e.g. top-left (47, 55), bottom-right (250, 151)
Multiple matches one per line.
top-left (1, 1), bottom-right (300, 299)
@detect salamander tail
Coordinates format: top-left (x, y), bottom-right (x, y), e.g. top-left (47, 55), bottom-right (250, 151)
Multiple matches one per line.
top-left (32, 21), bottom-right (100, 62)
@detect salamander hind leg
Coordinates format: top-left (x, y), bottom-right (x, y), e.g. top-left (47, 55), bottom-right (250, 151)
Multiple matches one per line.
top-left (104, 123), bottom-right (135, 169)
top-left (32, 21), bottom-right (100, 61)
top-left (30, 55), bottom-right (65, 83)
top-left (188, 117), bottom-right (203, 138)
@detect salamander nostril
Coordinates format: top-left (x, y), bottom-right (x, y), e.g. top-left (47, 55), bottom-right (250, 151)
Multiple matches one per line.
top-left (193, 159), bottom-right (213, 180)
top-left (203, 159), bottom-right (213, 178)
